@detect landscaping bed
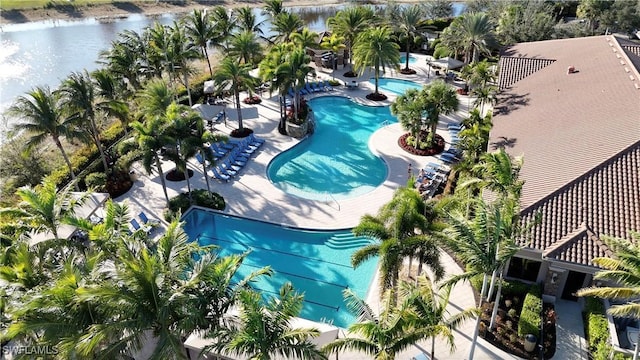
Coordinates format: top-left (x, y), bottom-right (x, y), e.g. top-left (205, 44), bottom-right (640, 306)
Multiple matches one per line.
top-left (398, 131), bottom-right (445, 156)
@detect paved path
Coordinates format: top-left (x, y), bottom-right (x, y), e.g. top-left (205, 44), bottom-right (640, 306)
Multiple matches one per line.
top-left (113, 55), bottom-right (585, 359)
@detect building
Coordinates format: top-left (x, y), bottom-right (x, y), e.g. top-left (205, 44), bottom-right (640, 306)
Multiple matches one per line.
top-left (491, 35), bottom-right (640, 303)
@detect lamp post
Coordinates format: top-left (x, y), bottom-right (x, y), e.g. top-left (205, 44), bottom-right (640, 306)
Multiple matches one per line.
top-left (427, 61), bottom-right (432, 79)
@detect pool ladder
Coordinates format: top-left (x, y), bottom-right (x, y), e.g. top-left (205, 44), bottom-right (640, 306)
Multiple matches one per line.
top-left (325, 192), bottom-right (340, 210)
top-left (379, 119), bottom-right (391, 127)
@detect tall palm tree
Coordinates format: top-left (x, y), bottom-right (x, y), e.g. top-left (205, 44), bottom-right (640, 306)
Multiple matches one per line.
top-left (423, 80), bottom-right (459, 147)
top-left (457, 12), bottom-right (497, 64)
top-left (230, 30), bottom-right (263, 66)
top-left (352, 27), bottom-right (400, 99)
top-left (328, 6), bottom-right (376, 76)
top-left (99, 29), bottom-right (147, 92)
top-left (352, 183), bottom-right (444, 303)
top-left (135, 78), bottom-right (175, 119)
top-left (234, 6), bottom-right (264, 36)
top-left (459, 148), bottom-right (524, 202)
top-left (320, 33), bottom-right (346, 77)
top-left (400, 275), bottom-right (479, 360)
top-left (184, 9), bottom-right (218, 80)
top-left (393, 5), bottom-right (427, 72)
top-left (322, 287), bottom-right (426, 359)
top-left (169, 21), bottom-right (202, 106)
top-left (391, 87), bottom-right (429, 149)
top-left (455, 110), bottom-right (492, 178)
top-left (130, 115), bottom-right (172, 205)
top-left (259, 43), bottom-right (292, 130)
top-left (576, 233), bottom-right (640, 360)
top-left (467, 59), bottom-right (496, 88)
top-left (262, 0), bottom-right (285, 19)
top-left (211, 6), bottom-right (237, 51)
top-left (209, 283), bottom-right (326, 360)
top-left (290, 27), bottom-right (319, 50)
top-left (8, 86), bottom-right (83, 190)
top-left (91, 68), bottom-right (132, 133)
top-left (472, 85), bottom-right (498, 115)
top-left (163, 103), bottom-right (199, 204)
top-left (213, 58), bottom-right (256, 133)
top-left (60, 70), bottom-right (110, 173)
top-left (270, 12), bottom-right (304, 43)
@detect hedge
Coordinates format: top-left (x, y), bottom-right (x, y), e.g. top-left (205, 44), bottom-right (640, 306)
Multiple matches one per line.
top-left (584, 297), bottom-right (624, 360)
top-left (518, 284), bottom-right (542, 336)
top-left (164, 189), bottom-right (226, 222)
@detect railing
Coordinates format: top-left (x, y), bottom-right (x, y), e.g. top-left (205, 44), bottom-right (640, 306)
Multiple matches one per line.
top-left (326, 192), bottom-right (340, 210)
top-left (379, 119), bottom-right (391, 127)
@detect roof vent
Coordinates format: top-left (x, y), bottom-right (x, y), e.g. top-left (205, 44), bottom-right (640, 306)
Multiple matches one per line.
top-left (567, 66), bottom-right (576, 74)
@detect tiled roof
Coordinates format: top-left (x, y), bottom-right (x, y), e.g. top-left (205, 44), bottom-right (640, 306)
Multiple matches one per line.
top-left (492, 35), bottom-right (640, 267)
top-left (498, 57), bottom-right (556, 89)
top-left (518, 143), bottom-right (640, 266)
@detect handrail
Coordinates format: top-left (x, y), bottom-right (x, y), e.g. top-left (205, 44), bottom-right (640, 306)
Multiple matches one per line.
top-left (379, 119), bottom-right (390, 127)
top-left (326, 192), bottom-right (340, 210)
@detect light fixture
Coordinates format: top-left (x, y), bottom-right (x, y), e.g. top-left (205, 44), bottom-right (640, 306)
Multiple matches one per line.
top-left (551, 273), bottom-right (558, 284)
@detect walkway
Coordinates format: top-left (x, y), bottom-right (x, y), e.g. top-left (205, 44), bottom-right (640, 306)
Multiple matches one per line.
top-left (113, 54), bottom-right (586, 359)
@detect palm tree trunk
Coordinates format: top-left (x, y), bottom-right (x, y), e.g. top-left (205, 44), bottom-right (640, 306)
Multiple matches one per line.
top-left (487, 268), bottom-right (498, 301)
top-left (202, 157), bottom-right (213, 200)
top-left (405, 39), bottom-right (410, 70)
top-left (374, 65), bottom-right (380, 95)
top-left (235, 88), bottom-right (243, 130)
top-left (634, 331), bottom-right (640, 360)
top-left (203, 46), bottom-right (213, 80)
top-left (154, 154), bottom-right (170, 205)
top-left (90, 119), bottom-right (110, 174)
top-left (431, 336), bottom-right (436, 360)
top-left (183, 72), bottom-right (193, 107)
top-left (489, 270), bottom-right (504, 330)
top-left (430, 121), bottom-right (438, 147)
top-left (54, 137), bottom-right (79, 191)
top-left (468, 274), bottom-right (488, 360)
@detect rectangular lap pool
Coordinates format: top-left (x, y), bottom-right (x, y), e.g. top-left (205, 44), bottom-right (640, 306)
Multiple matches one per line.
top-left (182, 209), bottom-right (379, 328)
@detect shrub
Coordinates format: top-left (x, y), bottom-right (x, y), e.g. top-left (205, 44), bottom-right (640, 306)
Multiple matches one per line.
top-left (584, 297), bottom-right (618, 360)
top-left (85, 172), bottom-right (107, 192)
top-left (518, 284), bottom-right (542, 337)
top-left (328, 79), bottom-right (341, 87)
top-left (164, 189), bottom-right (225, 221)
top-left (503, 280), bottom-right (532, 296)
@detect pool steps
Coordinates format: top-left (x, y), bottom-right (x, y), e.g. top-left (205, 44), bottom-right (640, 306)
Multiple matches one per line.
top-left (326, 234), bottom-right (374, 249)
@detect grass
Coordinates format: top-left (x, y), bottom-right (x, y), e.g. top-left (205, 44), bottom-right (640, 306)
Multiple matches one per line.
top-left (2, 0), bottom-right (124, 11)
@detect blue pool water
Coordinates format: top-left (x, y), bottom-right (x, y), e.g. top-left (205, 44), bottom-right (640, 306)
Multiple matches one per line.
top-left (399, 55), bottom-right (418, 64)
top-left (182, 209), bottom-right (378, 328)
top-left (373, 78), bottom-right (424, 96)
top-left (267, 96), bottom-right (397, 200)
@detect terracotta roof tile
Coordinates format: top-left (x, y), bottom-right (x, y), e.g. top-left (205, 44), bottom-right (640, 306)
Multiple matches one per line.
top-left (493, 35), bottom-right (640, 267)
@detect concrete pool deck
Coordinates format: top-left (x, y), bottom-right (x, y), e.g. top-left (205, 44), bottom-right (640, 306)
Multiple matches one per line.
top-left (114, 56), bottom-right (520, 359)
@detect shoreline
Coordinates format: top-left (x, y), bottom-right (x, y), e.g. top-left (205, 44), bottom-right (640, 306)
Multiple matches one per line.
top-left (0, 0), bottom-right (419, 25)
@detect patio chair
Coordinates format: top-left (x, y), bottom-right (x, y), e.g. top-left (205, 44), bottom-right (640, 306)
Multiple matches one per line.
top-left (138, 211), bottom-right (160, 226)
top-left (249, 133), bottom-right (265, 146)
top-left (322, 80), bottom-right (334, 91)
top-left (210, 167), bottom-right (231, 182)
top-left (130, 218), bottom-right (151, 235)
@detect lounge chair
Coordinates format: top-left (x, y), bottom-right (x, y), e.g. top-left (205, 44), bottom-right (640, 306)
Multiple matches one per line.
top-left (210, 167), bottom-right (231, 182)
top-left (322, 80), bottom-right (334, 91)
top-left (209, 143), bottom-right (228, 158)
top-left (249, 133), bottom-right (265, 146)
top-left (288, 88), bottom-right (295, 98)
top-left (221, 158), bottom-right (242, 173)
top-left (218, 141), bottom-right (235, 151)
top-left (448, 123), bottom-right (464, 131)
top-left (304, 83), bottom-right (314, 94)
top-left (130, 218), bottom-right (151, 235)
top-left (138, 211), bottom-right (160, 226)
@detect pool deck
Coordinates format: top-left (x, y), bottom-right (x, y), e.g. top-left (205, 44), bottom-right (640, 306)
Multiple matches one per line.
top-left (115, 54), bottom-right (520, 359)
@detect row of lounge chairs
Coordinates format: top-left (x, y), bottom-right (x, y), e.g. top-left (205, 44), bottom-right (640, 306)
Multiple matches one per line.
top-left (415, 162), bottom-right (450, 199)
top-left (207, 133), bottom-right (265, 182)
top-left (287, 80), bottom-right (334, 97)
top-left (130, 211), bottom-right (161, 235)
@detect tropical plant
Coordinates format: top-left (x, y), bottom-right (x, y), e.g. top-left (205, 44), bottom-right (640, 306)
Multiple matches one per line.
top-left (472, 85), bottom-right (498, 115)
top-left (135, 78), bottom-right (175, 119)
top-left (274, 47), bottom-right (314, 127)
top-left (213, 58), bottom-right (256, 133)
top-left (211, 6), bottom-right (237, 51)
top-left (352, 27), bottom-right (400, 99)
top-left (322, 287), bottom-right (426, 360)
top-left (168, 21), bottom-right (201, 107)
top-left (459, 148), bottom-right (524, 202)
top-left (99, 29), bottom-right (147, 92)
top-left (448, 12), bottom-right (497, 64)
top-left (60, 70), bottom-right (110, 173)
top-left (577, 232), bottom-right (640, 360)
top-left (400, 275), bottom-right (479, 360)
top-left (208, 282), bottom-right (326, 360)
top-left (352, 182), bottom-right (444, 303)
top-left (320, 33), bottom-right (346, 77)
top-left (8, 86), bottom-right (84, 190)
top-left (234, 6), bottom-right (264, 36)
top-left (184, 9), bottom-right (218, 79)
top-left (290, 27), bottom-right (319, 50)
top-left (423, 0), bottom-right (455, 19)
top-left (393, 5), bottom-right (427, 72)
top-left (454, 109), bottom-right (492, 177)
top-left (496, 1), bottom-right (556, 44)
top-left (262, 0), bottom-right (285, 19)
top-left (91, 68), bottom-right (132, 133)
top-left (423, 81), bottom-right (459, 147)
top-left (327, 6), bottom-right (376, 76)
top-left (230, 30), bottom-right (263, 66)
top-left (391, 88), bottom-right (429, 148)
top-left (270, 12), bottom-right (304, 44)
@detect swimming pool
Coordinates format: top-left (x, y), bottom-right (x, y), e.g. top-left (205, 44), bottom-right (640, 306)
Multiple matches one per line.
top-left (372, 78), bottom-right (424, 96)
top-left (267, 96), bottom-right (397, 200)
top-left (182, 208), bottom-right (378, 328)
top-left (399, 55), bottom-right (418, 64)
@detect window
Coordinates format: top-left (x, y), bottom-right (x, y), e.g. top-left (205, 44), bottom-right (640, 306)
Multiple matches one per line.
top-left (506, 257), bottom-right (541, 282)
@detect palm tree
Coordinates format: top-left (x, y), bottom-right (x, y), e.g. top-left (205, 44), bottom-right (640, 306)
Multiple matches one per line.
top-left (322, 287), bottom-right (426, 359)
top-left (291, 27), bottom-right (319, 50)
top-left (91, 68), bottom-right (132, 133)
top-left (163, 103), bottom-right (200, 204)
top-left (391, 87), bottom-right (429, 149)
top-left (234, 6), bottom-right (264, 36)
top-left (211, 6), bottom-right (237, 51)
top-left (423, 80), bottom-right (459, 147)
top-left (99, 30), bottom-right (147, 92)
top-left (328, 6), bottom-right (376, 76)
top-left (352, 27), bottom-right (400, 99)
top-left (135, 78), bottom-right (175, 119)
top-left (230, 30), bottom-right (263, 66)
top-left (400, 275), bottom-right (479, 360)
top-left (209, 283), bottom-right (326, 360)
top-left (455, 110), bottom-right (492, 178)
top-left (576, 233), bottom-right (640, 360)
top-left (8, 86), bottom-right (83, 190)
top-left (130, 114), bottom-right (172, 205)
top-left (184, 9), bottom-right (218, 80)
top-left (472, 85), bottom-right (498, 115)
top-left (60, 70), bottom-right (110, 174)
top-left (270, 12), bottom-right (304, 43)
top-left (213, 58), bottom-right (256, 134)
top-left (0, 178), bottom-right (78, 242)
top-left (457, 12), bottom-right (497, 64)
top-left (168, 21), bottom-right (202, 107)
top-left (394, 5), bottom-right (427, 72)
top-left (352, 183), bottom-right (444, 303)
top-left (444, 198), bottom-right (526, 359)
top-left (467, 59), bottom-right (496, 88)
top-left (262, 0), bottom-right (285, 19)
top-left (320, 33), bottom-right (346, 77)
top-left (459, 148), bottom-right (524, 202)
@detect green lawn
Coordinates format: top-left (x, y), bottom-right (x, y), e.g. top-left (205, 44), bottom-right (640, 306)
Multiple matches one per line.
top-left (1, 0), bottom-right (122, 11)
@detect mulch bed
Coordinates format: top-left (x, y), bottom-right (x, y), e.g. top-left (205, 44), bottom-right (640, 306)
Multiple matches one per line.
top-left (366, 93), bottom-right (388, 101)
top-left (398, 131), bottom-right (445, 156)
top-left (400, 68), bottom-right (417, 75)
top-left (343, 71), bottom-right (358, 78)
top-left (166, 169), bottom-right (194, 182)
top-left (231, 127), bottom-right (254, 138)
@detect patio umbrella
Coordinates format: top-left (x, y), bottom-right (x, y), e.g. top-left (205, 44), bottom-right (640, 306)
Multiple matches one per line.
top-left (433, 57), bottom-right (464, 71)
